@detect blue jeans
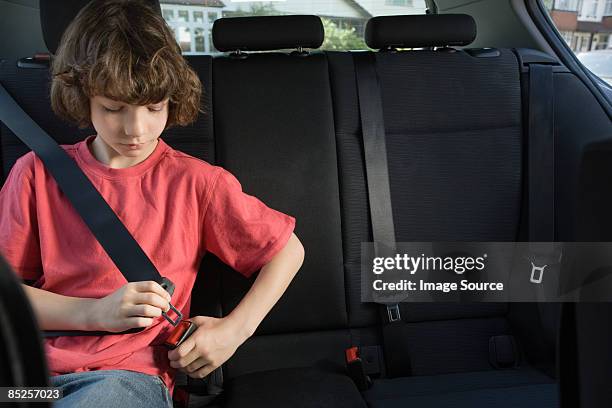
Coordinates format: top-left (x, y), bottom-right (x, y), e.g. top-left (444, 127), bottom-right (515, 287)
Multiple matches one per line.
top-left (49, 369), bottom-right (173, 408)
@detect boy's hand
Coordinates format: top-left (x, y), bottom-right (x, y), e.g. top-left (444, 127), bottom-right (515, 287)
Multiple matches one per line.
top-left (167, 315), bottom-right (249, 379)
top-left (90, 281), bottom-right (171, 333)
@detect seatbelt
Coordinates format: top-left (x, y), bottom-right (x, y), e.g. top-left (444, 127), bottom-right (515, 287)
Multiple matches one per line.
top-left (353, 51), bottom-right (411, 378)
top-left (0, 83), bottom-right (194, 348)
top-left (526, 64), bottom-right (560, 356)
top-left (528, 64), bottom-right (555, 242)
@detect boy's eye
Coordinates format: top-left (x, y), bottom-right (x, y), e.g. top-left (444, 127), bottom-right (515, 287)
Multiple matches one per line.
top-left (148, 103), bottom-right (166, 112)
top-left (103, 106), bottom-right (122, 113)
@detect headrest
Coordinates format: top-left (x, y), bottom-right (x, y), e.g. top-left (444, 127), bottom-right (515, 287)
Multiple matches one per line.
top-left (365, 14), bottom-right (477, 49)
top-left (212, 15), bottom-right (324, 52)
top-left (40, 0), bottom-right (162, 55)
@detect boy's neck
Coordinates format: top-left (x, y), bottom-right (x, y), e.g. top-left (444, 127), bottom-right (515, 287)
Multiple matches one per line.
top-left (90, 135), bottom-right (158, 169)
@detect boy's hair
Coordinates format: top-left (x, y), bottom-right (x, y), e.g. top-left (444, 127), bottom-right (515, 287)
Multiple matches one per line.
top-left (50, 0), bottom-right (202, 129)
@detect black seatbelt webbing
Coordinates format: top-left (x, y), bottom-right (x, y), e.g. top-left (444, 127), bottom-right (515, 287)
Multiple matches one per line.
top-left (0, 83), bottom-right (176, 337)
top-left (528, 64), bottom-right (555, 242)
top-left (527, 64), bottom-right (560, 357)
top-left (353, 52), bottom-right (411, 378)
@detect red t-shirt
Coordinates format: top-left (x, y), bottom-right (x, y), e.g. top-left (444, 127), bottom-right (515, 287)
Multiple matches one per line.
top-left (0, 135), bottom-right (296, 396)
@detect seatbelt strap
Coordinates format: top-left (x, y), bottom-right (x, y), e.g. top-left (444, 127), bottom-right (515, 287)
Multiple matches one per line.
top-left (0, 83), bottom-right (188, 343)
top-left (526, 64), bottom-right (560, 354)
top-left (353, 51), bottom-right (411, 378)
top-left (528, 64), bottom-right (555, 242)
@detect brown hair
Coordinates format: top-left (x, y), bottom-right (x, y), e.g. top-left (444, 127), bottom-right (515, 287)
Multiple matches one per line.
top-left (50, 0), bottom-right (202, 129)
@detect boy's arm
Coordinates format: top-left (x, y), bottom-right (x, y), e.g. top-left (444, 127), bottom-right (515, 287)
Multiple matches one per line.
top-left (21, 284), bottom-right (98, 331)
top-left (168, 232), bottom-right (305, 378)
top-left (224, 232), bottom-right (305, 339)
top-left (22, 281), bottom-right (171, 333)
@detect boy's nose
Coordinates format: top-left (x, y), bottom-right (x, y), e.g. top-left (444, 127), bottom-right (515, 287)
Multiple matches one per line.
top-left (124, 110), bottom-right (148, 138)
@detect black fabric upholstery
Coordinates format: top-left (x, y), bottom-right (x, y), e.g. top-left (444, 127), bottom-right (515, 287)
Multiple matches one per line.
top-left (225, 330), bottom-right (353, 379)
top-left (398, 303), bottom-right (507, 323)
top-left (327, 48), bottom-right (520, 326)
top-left (212, 52), bottom-right (347, 343)
top-left (163, 56), bottom-right (214, 162)
top-left (365, 14), bottom-right (476, 49)
top-left (375, 49), bottom-right (522, 243)
top-left (39, 0), bottom-right (162, 54)
top-left (368, 384), bottom-right (557, 408)
top-left (403, 317), bottom-right (511, 375)
top-left (327, 46), bottom-right (557, 406)
top-left (212, 15), bottom-right (324, 52)
top-left (222, 367), bottom-right (367, 408)
top-left (365, 368), bottom-right (557, 408)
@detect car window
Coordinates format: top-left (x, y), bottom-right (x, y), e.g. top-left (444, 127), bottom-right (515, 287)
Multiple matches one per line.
top-left (542, 0), bottom-right (612, 86)
top-left (159, 0), bottom-right (428, 54)
top-left (577, 49), bottom-right (612, 77)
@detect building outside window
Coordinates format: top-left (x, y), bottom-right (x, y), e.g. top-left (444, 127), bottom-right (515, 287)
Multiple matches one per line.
top-left (586, 0), bottom-right (599, 17)
top-left (571, 32), bottom-right (593, 51)
top-left (594, 33), bottom-right (610, 48)
top-left (546, 0), bottom-right (612, 52)
top-left (162, 9), bottom-right (174, 20)
top-left (556, 0), bottom-right (579, 10)
top-left (385, 0), bottom-right (413, 6)
top-left (161, 3), bottom-right (223, 54)
top-left (560, 30), bottom-right (574, 45)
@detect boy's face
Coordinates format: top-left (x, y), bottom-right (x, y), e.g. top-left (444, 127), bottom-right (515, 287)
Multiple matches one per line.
top-left (89, 95), bottom-right (169, 162)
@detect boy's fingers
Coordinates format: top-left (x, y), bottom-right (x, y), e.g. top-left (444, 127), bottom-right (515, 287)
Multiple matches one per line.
top-left (128, 304), bottom-right (163, 318)
top-left (134, 280), bottom-right (172, 301)
top-left (168, 337), bottom-right (196, 361)
top-left (125, 316), bottom-right (154, 328)
top-left (132, 292), bottom-right (170, 313)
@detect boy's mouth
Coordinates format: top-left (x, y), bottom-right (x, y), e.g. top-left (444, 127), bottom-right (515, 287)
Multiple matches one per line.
top-left (122, 142), bottom-right (145, 150)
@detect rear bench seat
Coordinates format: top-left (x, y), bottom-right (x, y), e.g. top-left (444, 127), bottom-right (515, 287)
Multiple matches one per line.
top-left (205, 13), bottom-right (559, 407)
top-left (203, 15), bottom-right (369, 408)
top-left (325, 15), bottom-right (559, 406)
top-left (0, 5), bottom-right (561, 408)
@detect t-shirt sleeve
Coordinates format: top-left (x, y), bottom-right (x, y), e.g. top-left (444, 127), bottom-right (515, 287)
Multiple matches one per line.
top-left (202, 168), bottom-right (296, 278)
top-left (0, 152), bottom-right (43, 282)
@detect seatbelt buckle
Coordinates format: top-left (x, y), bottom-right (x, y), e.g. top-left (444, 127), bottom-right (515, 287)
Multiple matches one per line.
top-left (158, 277), bottom-right (198, 349)
top-left (345, 346), bottom-right (372, 391)
top-left (524, 244), bottom-right (563, 285)
top-left (164, 319), bottom-right (197, 350)
top-left (159, 277), bottom-right (182, 326)
top-left (387, 304), bottom-right (401, 322)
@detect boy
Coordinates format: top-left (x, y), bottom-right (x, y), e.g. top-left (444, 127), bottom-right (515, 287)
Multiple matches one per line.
top-left (0, 0), bottom-right (304, 406)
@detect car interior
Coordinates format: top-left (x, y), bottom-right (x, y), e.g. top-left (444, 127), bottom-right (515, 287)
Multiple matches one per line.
top-left (1, 0), bottom-right (611, 407)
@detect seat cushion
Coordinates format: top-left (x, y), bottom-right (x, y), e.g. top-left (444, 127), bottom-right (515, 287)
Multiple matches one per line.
top-left (221, 367), bottom-right (367, 408)
top-left (364, 367), bottom-right (558, 408)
